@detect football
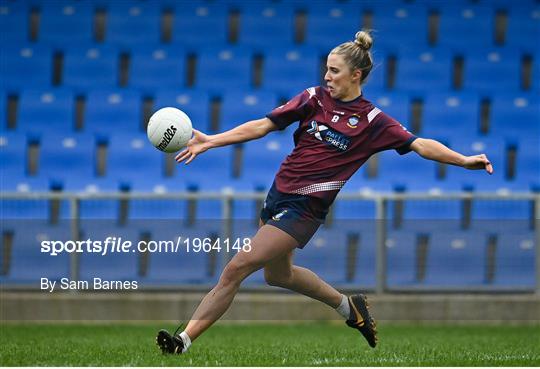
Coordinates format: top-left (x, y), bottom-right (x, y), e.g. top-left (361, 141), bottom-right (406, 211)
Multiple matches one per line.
top-left (147, 107), bottom-right (193, 153)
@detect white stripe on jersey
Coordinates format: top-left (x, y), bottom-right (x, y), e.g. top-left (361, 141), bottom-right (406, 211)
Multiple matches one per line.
top-left (367, 107), bottom-right (381, 123)
top-left (306, 87), bottom-right (316, 98)
top-left (292, 181), bottom-right (346, 195)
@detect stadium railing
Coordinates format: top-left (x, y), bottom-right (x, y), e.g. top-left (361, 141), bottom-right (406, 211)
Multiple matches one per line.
top-left (1, 191), bottom-right (538, 294)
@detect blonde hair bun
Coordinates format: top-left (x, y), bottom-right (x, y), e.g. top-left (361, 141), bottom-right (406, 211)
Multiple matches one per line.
top-left (329, 29), bottom-right (374, 85)
top-left (354, 30), bottom-right (373, 51)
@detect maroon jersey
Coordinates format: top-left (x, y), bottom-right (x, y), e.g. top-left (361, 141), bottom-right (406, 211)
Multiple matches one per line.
top-left (266, 86), bottom-right (417, 206)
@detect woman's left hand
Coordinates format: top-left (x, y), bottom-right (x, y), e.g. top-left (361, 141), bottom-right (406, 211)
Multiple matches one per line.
top-left (462, 154), bottom-right (493, 174)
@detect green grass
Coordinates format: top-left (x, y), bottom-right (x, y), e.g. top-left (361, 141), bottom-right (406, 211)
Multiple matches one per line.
top-left (1, 322), bottom-right (539, 366)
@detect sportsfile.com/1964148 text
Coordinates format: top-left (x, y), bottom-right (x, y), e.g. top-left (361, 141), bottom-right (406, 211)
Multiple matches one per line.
top-left (40, 237), bottom-right (253, 256)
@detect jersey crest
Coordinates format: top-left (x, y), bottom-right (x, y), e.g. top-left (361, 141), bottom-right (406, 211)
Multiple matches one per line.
top-left (347, 114), bottom-right (360, 129)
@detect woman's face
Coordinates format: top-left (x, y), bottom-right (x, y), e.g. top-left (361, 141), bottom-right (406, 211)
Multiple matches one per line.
top-left (324, 53), bottom-right (361, 101)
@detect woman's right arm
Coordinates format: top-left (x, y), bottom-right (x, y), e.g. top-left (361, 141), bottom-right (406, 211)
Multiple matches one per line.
top-left (175, 117), bottom-right (278, 164)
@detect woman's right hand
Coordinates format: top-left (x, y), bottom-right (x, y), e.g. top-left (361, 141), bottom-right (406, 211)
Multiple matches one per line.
top-left (175, 129), bottom-right (211, 164)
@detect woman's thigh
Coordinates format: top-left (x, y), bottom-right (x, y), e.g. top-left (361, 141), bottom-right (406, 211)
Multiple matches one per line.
top-left (231, 224), bottom-right (299, 272)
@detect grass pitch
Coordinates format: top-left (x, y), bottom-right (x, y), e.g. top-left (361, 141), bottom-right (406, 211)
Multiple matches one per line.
top-left (1, 322), bottom-right (539, 366)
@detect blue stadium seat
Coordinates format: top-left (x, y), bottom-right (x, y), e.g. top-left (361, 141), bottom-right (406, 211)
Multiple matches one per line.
top-left (0, 1), bottom-right (29, 45)
top-left (78, 223), bottom-right (141, 282)
top-left (403, 199), bottom-right (462, 220)
top-left (347, 175), bottom-right (396, 194)
top-left (262, 47), bottom-right (320, 99)
top-left (363, 49), bottom-right (388, 93)
top-left (463, 49), bottom-right (522, 93)
top-left (446, 137), bottom-right (509, 191)
top-left (0, 45), bottom-right (52, 90)
top-left (479, 0), bottom-right (538, 6)
top-left (142, 224), bottom-right (217, 285)
top-left (0, 177), bottom-right (53, 193)
top-left (1, 197), bottom-right (51, 220)
top-left (38, 133), bottom-right (96, 189)
top-left (180, 145), bottom-right (234, 191)
top-left (63, 45), bottom-right (119, 91)
top-left (238, 3), bottom-right (295, 49)
top-left (84, 89), bottom-right (142, 134)
top-left (192, 198), bottom-right (224, 219)
top-left (129, 198), bottom-right (187, 220)
top-left (0, 221), bottom-right (71, 285)
top-left (0, 134), bottom-right (53, 214)
top-left (533, 52), bottom-right (540, 93)
top-left (493, 231), bottom-right (535, 287)
top-left (304, 2), bottom-right (362, 52)
top-left (240, 134), bottom-right (293, 191)
top-left (350, 227), bottom-right (377, 288)
top-left (395, 49), bottom-right (453, 94)
top-left (129, 46), bottom-right (186, 92)
top-left (490, 93), bottom-right (540, 140)
top-left (366, 91), bottom-right (411, 127)
top-left (0, 91), bottom-right (6, 131)
top-left (167, 220), bottom-right (224, 240)
top-left (104, 2), bottom-right (162, 48)
top-left (196, 47), bottom-right (253, 93)
top-left (231, 198), bottom-right (261, 221)
top-left (421, 92), bottom-right (481, 139)
top-left (371, 4), bottom-right (430, 52)
top-left (0, 133), bottom-right (27, 191)
top-left (376, 148), bottom-right (439, 191)
top-left (505, 6), bottom-right (540, 52)
top-left (284, 0), bottom-right (343, 9)
top-left (437, 5), bottom-right (496, 51)
top-left (220, 90), bottom-right (278, 130)
top-left (170, 2), bottom-right (228, 47)
top-left (153, 90), bottom-right (211, 132)
top-left (0, 132), bottom-right (52, 191)
top-left (392, 204), bottom-right (463, 244)
top-left (515, 138), bottom-right (540, 190)
top-left (61, 176), bottom-right (128, 193)
top-left (332, 198), bottom-right (376, 220)
top-left (38, 2), bottom-right (94, 47)
top-left (386, 230), bottom-right (418, 287)
top-left (17, 89), bottom-right (74, 134)
top-left (295, 227), bottom-right (349, 285)
top-left (471, 199), bottom-right (531, 224)
top-left (77, 198), bottom-right (121, 220)
top-left (106, 133), bottom-right (164, 191)
top-left (397, 219), bottom-right (463, 236)
top-left (423, 231), bottom-right (487, 286)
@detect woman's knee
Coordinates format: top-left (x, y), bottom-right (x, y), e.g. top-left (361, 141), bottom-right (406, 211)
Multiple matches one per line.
top-left (220, 258), bottom-right (260, 287)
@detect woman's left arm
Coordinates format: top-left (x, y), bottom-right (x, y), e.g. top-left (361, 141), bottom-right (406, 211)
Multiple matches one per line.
top-left (410, 138), bottom-right (493, 174)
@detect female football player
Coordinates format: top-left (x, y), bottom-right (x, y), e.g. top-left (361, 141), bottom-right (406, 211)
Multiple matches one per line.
top-left (156, 30), bottom-right (493, 354)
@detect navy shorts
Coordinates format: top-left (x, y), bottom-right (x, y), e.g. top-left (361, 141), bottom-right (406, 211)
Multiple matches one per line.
top-left (260, 182), bottom-right (329, 248)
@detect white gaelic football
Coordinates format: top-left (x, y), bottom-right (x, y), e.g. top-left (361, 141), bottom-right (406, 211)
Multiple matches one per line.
top-left (147, 107), bottom-right (193, 153)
